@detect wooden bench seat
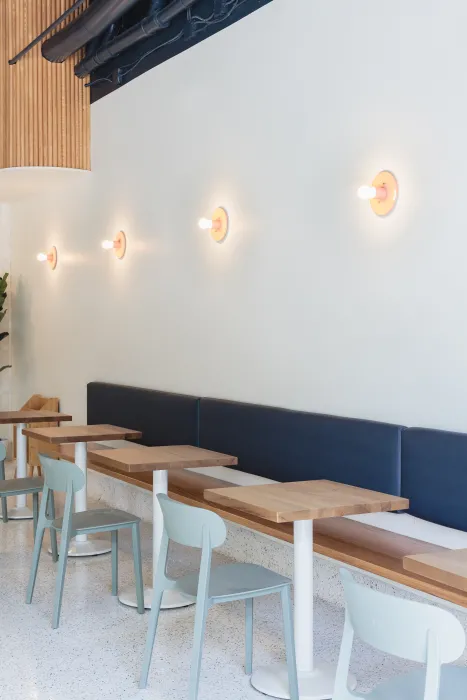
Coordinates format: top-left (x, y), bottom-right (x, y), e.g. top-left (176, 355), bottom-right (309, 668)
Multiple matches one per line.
top-left (72, 446), bottom-right (467, 609)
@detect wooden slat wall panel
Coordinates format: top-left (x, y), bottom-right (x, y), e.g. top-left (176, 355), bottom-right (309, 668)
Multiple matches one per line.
top-left (0, 0), bottom-right (7, 168)
top-left (0, 0), bottom-right (90, 170)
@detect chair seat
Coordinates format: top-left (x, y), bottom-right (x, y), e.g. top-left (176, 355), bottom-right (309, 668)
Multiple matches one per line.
top-left (52, 508), bottom-right (140, 532)
top-left (0, 477), bottom-right (43, 496)
top-left (367, 666), bottom-right (467, 700)
top-left (177, 563), bottom-right (291, 600)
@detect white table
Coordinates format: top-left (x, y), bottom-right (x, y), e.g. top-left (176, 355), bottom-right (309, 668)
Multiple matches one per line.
top-left (0, 409), bottom-right (72, 519)
top-left (205, 480), bottom-right (409, 700)
top-left (87, 444), bottom-right (238, 609)
top-left (22, 424), bottom-right (142, 555)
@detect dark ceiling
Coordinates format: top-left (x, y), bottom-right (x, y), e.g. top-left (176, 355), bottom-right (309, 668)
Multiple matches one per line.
top-left (89, 0), bottom-right (273, 102)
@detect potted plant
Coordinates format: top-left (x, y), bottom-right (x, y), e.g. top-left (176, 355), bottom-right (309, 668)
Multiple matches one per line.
top-left (0, 272), bottom-right (11, 372)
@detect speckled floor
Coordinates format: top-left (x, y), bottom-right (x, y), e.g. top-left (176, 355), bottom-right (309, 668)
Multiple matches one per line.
top-left (0, 491), bottom-right (416, 700)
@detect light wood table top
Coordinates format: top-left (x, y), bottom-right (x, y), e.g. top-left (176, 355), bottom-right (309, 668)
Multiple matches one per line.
top-left (205, 479), bottom-right (409, 523)
top-left (87, 444), bottom-right (238, 474)
top-left (403, 549), bottom-right (467, 592)
top-left (22, 424), bottom-right (142, 444)
top-left (0, 409), bottom-right (72, 425)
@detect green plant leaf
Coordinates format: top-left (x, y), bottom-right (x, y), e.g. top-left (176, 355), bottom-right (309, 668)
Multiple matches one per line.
top-left (0, 332), bottom-right (9, 342)
top-left (0, 365), bottom-right (11, 372)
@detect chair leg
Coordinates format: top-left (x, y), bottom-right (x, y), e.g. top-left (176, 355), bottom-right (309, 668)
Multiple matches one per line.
top-left (26, 523), bottom-right (46, 604)
top-left (52, 485), bottom-right (75, 629)
top-left (52, 528), bottom-right (70, 629)
top-left (1, 494), bottom-right (6, 523)
top-left (245, 598), bottom-right (253, 675)
top-left (281, 586), bottom-right (299, 700)
top-left (111, 530), bottom-right (118, 596)
top-left (48, 491), bottom-right (58, 562)
top-left (32, 493), bottom-right (39, 538)
top-left (139, 585), bottom-right (164, 689)
top-left (0, 459), bottom-right (7, 523)
top-left (131, 522), bottom-right (144, 614)
top-left (189, 597), bottom-right (209, 700)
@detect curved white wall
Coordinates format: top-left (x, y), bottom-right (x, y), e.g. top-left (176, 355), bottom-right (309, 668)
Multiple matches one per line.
top-left (9, 0), bottom-right (467, 430)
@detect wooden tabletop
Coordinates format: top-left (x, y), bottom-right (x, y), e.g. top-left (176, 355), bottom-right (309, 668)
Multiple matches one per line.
top-left (22, 424), bottom-right (142, 444)
top-left (403, 549), bottom-right (467, 592)
top-left (87, 444), bottom-right (238, 474)
top-left (0, 409), bottom-right (72, 425)
top-left (205, 479), bottom-right (409, 523)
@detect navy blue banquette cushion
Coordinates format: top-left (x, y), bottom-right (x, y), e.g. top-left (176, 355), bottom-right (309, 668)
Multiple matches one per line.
top-left (402, 428), bottom-right (467, 531)
top-left (199, 398), bottom-right (403, 495)
top-left (87, 382), bottom-right (199, 447)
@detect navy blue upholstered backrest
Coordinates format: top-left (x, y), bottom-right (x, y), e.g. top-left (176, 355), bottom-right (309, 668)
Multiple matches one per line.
top-left (199, 398), bottom-right (403, 494)
top-left (402, 428), bottom-right (467, 531)
top-left (87, 382), bottom-right (199, 447)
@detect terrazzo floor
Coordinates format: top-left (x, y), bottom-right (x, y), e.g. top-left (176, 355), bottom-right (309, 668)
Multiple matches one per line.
top-left (0, 491), bottom-right (417, 700)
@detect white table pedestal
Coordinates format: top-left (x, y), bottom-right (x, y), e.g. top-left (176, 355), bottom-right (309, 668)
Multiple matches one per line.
top-left (251, 520), bottom-right (356, 700)
top-left (48, 441), bottom-right (111, 557)
top-left (119, 469), bottom-right (194, 610)
top-left (8, 424), bottom-right (33, 520)
top-left (68, 441), bottom-right (112, 557)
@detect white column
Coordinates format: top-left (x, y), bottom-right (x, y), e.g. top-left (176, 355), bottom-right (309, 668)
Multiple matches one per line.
top-left (251, 517), bottom-right (356, 700)
top-left (9, 423), bottom-right (33, 519)
top-left (74, 441), bottom-right (88, 543)
top-left (152, 469), bottom-right (168, 589)
top-left (294, 519), bottom-right (314, 674)
top-left (66, 441), bottom-right (111, 558)
top-left (119, 468), bottom-right (195, 611)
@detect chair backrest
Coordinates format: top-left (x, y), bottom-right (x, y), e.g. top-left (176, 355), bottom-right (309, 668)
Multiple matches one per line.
top-left (0, 440), bottom-right (6, 462)
top-left (341, 569), bottom-right (465, 664)
top-left (157, 494), bottom-right (227, 549)
top-left (39, 454), bottom-right (85, 493)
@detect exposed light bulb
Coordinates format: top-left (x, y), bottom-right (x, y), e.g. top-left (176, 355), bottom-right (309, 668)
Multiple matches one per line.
top-left (101, 240), bottom-right (114, 250)
top-left (37, 252), bottom-right (48, 262)
top-left (358, 171), bottom-right (397, 216)
top-left (198, 218), bottom-right (212, 230)
top-left (357, 185), bottom-right (377, 200)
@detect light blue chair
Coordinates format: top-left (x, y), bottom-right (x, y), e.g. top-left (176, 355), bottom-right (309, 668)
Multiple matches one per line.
top-left (0, 440), bottom-right (43, 532)
top-left (335, 568), bottom-right (467, 700)
top-left (139, 494), bottom-right (299, 700)
top-left (26, 454), bottom-right (144, 628)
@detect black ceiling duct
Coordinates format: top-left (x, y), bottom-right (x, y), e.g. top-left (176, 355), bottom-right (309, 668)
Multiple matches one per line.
top-left (42, 0), bottom-right (143, 63)
top-left (74, 0), bottom-right (197, 77)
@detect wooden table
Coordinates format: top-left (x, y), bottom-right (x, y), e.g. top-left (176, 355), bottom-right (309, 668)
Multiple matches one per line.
top-left (22, 424), bottom-right (141, 556)
top-left (0, 409), bottom-right (72, 520)
top-left (88, 445), bottom-right (237, 610)
top-left (205, 479), bottom-right (409, 700)
top-left (403, 548), bottom-right (467, 591)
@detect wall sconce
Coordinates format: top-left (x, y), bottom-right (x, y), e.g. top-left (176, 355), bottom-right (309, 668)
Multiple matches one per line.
top-left (198, 207), bottom-right (229, 243)
top-left (101, 231), bottom-right (126, 259)
top-left (36, 246), bottom-right (57, 270)
top-left (357, 171), bottom-right (398, 216)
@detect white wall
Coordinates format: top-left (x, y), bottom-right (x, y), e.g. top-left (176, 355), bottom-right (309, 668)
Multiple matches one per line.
top-left (8, 0), bottom-right (467, 430)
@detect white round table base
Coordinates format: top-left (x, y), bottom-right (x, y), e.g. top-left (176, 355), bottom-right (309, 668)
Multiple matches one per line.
top-left (251, 662), bottom-right (356, 700)
top-left (119, 586), bottom-right (195, 610)
top-left (48, 539), bottom-right (112, 557)
top-left (68, 539), bottom-right (112, 557)
top-left (7, 506), bottom-right (34, 520)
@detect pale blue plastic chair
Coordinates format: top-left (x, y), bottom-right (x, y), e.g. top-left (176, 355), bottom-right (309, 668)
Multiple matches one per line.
top-left (335, 568), bottom-right (467, 700)
top-left (139, 494), bottom-right (299, 700)
top-left (0, 440), bottom-right (43, 532)
top-left (26, 454), bottom-right (144, 628)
